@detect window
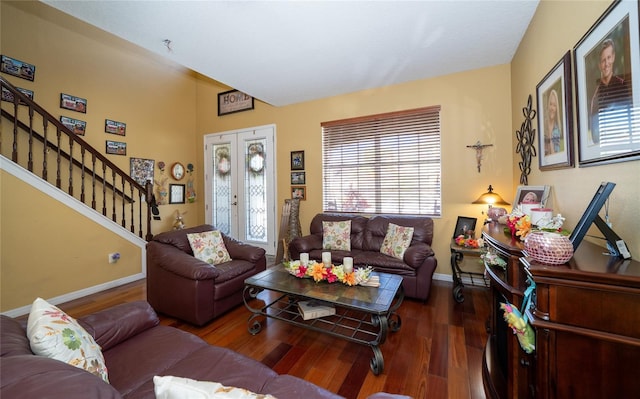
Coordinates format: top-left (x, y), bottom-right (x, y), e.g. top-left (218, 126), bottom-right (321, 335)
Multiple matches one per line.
top-left (321, 106), bottom-right (441, 216)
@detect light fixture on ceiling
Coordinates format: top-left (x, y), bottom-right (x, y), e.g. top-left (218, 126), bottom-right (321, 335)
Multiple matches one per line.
top-left (472, 185), bottom-right (510, 223)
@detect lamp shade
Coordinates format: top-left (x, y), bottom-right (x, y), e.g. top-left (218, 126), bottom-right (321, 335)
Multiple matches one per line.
top-left (472, 185), bottom-right (510, 206)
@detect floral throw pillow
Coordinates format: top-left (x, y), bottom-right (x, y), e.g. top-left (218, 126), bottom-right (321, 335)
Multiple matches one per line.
top-left (380, 223), bottom-right (414, 260)
top-left (187, 230), bottom-right (232, 265)
top-left (26, 297), bottom-right (109, 383)
top-left (154, 375), bottom-right (278, 399)
top-left (322, 220), bottom-right (351, 251)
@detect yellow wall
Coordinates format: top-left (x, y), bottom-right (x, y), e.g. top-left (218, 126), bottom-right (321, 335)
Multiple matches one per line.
top-left (197, 66), bottom-right (514, 274)
top-left (2, 0), bottom-right (639, 312)
top-left (511, 0), bottom-right (639, 253)
top-left (1, 169), bottom-right (143, 310)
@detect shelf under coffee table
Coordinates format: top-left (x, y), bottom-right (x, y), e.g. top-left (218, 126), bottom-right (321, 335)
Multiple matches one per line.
top-left (243, 266), bottom-right (404, 375)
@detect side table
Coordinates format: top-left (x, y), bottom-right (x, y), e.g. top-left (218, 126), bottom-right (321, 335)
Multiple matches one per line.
top-left (450, 239), bottom-right (488, 302)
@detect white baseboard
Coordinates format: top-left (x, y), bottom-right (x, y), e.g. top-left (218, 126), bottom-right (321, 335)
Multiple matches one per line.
top-left (433, 272), bottom-right (453, 282)
top-left (2, 273), bottom-right (146, 318)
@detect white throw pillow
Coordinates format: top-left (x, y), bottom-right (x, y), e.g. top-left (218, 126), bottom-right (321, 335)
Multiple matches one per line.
top-left (26, 297), bottom-right (109, 383)
top-left (322, 220), bottom-right (351, 251)
top-left (154, 375), bottom-right (278, 399)
top-left (380, 223), bottom-right (414, 260)
top-left (187, 230), bottom-right (232, 265)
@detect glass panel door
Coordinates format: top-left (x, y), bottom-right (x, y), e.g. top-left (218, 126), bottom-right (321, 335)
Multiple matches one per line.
top-left (205, 125), bottom-right (276, 254)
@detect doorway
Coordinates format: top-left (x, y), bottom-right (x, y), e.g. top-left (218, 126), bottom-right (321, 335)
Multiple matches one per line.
top-left (204, 125), bottom-right (276, 255)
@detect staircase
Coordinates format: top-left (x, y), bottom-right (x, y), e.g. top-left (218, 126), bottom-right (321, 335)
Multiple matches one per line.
top-left (1, 76), bottom-right (153, 240)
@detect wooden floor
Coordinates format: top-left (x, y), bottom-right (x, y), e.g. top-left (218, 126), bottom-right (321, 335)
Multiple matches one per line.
top-left (57, 278), bottom-right (490, 399)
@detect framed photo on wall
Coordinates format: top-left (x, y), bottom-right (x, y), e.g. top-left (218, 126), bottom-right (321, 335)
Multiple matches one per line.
top-left (574, 0), bottom-right (640, 166)
top-left (290, 171), bottom-right (306, 185)
top-left (1, 55), bottom-right (35, 81)
top-left (536, 51), bottom-right (574, 170)
top-left (169, 184), bottom-right (185, 204)
top-left (60, 93), bottom-right (87, 113)
top-left (130, 157), bottom-right (155, 187)
top-left (105, 140), bottom-right (126, 155)
top-left (290, 150), bottom-right (305, 170)
top-left (291, 186), bottom-right (306, 200)
top-left (60, 116), bottom-right (87, 136)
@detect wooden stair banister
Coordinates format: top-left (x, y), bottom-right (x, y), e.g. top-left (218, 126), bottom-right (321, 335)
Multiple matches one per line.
top-left (1, 76), bottom-right (154, 240)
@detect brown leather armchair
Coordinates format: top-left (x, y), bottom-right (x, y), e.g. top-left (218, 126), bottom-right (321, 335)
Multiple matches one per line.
top-left (146, 225), bottom-right (266, 326)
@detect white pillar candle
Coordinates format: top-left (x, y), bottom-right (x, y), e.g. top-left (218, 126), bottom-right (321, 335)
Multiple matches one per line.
top-left (343, 257), bottom-right (353, 274)
top-left (531, 208), bottom-right (553, 227)
top-left (299, 252), bottom-right (309, 266)
top-left (322, 251), bottom-right (332, 268)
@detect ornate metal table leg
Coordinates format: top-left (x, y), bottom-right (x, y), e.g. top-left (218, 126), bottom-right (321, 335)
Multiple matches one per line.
top-left (370, 345), bottom-right (384, 375)
top-left (450, 249), bottom-right (465, 303)
top-left (247, 313), bottom-right (262, 335)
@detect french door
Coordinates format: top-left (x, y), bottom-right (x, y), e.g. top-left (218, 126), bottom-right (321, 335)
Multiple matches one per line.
top-left (204, 125), bottom-right (276, 254)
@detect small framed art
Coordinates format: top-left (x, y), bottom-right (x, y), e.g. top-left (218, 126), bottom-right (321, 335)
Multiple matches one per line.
top-left (218, 89), bottom-right (254, 116)
top-left (105, 140), bottom-right (126, 156)
top-left (291, 150), bottom-right (304, 170)
top-left (105, 119), bottom-right (126, 136)
top-left (60, 116), bottom-right (87, 136)
top-left (169, 184), bottom-right (185, 204)
top-left (60, 93), bottom-right (87, 113)
top-left (1, 55), bottom-right (35, 81)
top-left (291, 186), bottom-right (306, 200)
top-left (130, 157), bottom-right (155, 187)
top-left (291, 171), bottom-right (306, 185)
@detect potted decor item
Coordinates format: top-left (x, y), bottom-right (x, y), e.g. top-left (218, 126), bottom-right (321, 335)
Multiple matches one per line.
top-left (523, 213), bottom-right (572, 265)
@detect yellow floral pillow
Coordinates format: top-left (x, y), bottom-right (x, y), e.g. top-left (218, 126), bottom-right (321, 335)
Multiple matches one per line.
top-left (187, 230), bottom-right (232, 265)
top-left (26, 297), bottom-right (109, 383)
top-left (380, 223), bottom-right (414, 260)
top-left (322, 220), bottom-right (351, 251)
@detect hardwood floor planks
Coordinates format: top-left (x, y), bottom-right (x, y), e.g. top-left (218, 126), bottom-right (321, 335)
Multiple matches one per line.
top-left (53, 278), bottom-right (490, 399)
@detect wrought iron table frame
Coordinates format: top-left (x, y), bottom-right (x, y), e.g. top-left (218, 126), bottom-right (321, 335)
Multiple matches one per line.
top-left (450, 239), bottom-right (489, 303)
top-left (243, 267), bottom-right (404, 375)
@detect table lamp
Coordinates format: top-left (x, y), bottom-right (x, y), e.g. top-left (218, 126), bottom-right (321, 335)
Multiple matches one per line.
top-left (472, 185), bottom-right (510, 223)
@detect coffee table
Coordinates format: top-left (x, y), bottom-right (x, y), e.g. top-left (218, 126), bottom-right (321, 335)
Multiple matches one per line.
top-left (243, 266), bottom-right (404, 375)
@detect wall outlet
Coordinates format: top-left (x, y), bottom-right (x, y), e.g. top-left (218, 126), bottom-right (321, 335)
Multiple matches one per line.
top-left (108, 252), bottom-right (120, 264)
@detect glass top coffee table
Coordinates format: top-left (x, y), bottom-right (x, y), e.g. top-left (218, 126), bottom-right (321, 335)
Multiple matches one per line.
top-left (243, 266), bottom-right (404, 375)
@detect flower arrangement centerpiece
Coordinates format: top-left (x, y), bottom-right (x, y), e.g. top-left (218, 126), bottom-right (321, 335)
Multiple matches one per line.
top-left (283, 260), bottom-right (378, 287)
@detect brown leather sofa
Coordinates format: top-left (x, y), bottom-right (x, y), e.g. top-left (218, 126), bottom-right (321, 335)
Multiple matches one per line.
top-left (147, 225), bottom-right (266, 326)
top-left (289, 213), bottom-right (437, 301)
top-left (0, 301), bottom-right (409, 399)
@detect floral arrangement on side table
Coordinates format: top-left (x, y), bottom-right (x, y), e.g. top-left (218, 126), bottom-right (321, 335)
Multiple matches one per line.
top-left (454, 235), bottom-right (482, 248)
top-left (283, 260), bottom-right (378, 287)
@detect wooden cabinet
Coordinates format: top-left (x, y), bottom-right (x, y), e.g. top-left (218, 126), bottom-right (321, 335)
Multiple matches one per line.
top-left (482, 222), bottom-right (640, 398)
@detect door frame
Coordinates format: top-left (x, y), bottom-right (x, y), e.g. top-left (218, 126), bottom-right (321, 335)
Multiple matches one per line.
top-left (203, 124), bottom-right (277, 255)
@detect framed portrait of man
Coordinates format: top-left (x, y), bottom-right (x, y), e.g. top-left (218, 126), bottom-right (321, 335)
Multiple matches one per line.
top-left (574, 0), bottom-right (639, 166)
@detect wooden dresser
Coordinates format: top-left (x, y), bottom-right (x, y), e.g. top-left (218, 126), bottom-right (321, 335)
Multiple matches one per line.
top-left (482, 222), bottom-right (640, 399)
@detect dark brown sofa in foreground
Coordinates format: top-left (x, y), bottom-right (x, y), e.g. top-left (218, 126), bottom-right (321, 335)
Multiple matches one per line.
top-left (289, 213), bottom-right (437, 301)
top-left (147, 225), bottom-right (266, 326)
top-left (1, 301), bottom-right (409, 399)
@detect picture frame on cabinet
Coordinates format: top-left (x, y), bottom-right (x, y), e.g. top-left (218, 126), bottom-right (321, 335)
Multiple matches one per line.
top-left (60, 93), bottom-right (87, 113)
top-left (513, 185), bottom-right (550, 208)
top-left (536, 51), bottom-right (574, 170)
top-left (1, 55), bottom-right (35, 81)
top-left (573, 0), bottom-right (640, 166)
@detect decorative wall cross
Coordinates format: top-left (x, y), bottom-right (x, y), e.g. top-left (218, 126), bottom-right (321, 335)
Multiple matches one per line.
top-left (466, 140), bottom-right (493, 172)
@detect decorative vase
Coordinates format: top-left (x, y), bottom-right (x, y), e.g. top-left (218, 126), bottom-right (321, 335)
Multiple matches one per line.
top-left (524, 231), bottom-right (573, 265)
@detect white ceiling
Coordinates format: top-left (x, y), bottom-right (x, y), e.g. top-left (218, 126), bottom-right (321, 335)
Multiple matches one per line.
top-left (41, 0), bottom-right (539, 107)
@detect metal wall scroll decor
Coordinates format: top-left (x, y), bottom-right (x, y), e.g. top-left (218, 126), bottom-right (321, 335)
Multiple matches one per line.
top-left (515, 95), bottom-right (537, 184)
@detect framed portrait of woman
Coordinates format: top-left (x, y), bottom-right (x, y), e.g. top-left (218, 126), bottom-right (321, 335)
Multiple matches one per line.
top-left (536, 51), bottom-right (574, 170)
